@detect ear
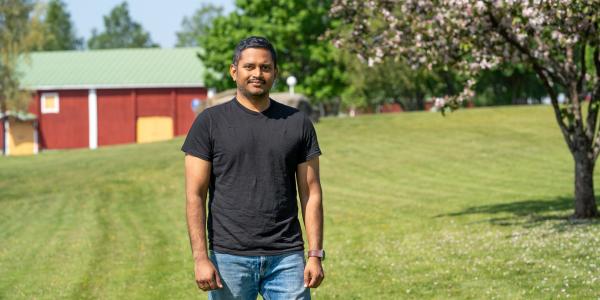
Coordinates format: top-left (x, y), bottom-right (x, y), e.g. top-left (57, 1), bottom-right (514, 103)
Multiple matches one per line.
top-left (229, 64), bottom-right (237, 81)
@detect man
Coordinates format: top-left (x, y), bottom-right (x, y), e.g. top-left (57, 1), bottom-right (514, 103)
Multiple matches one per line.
top-left (182, 36), bottom-right (324, 300)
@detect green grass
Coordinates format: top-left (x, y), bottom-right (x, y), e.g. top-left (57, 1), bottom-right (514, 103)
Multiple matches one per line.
top-left (2, 105), bottom-right (600, 299)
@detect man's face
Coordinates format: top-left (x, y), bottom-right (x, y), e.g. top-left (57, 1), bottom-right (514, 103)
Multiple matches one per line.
top-left (230, 48), bottom-right (277, 99)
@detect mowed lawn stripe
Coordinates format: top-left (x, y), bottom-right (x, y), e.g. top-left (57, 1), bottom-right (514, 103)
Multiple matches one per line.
top-left (0, 193), bottom-right (94, 298)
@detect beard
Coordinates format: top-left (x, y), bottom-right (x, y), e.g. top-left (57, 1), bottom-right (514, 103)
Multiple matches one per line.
top-left (238, 79), bottom-right (270, 100)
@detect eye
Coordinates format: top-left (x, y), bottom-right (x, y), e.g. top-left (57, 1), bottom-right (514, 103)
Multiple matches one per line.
top-left (261, 65), bottom-right (271, 71)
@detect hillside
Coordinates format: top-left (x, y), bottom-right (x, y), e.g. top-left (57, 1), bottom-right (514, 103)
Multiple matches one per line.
top-left (1, 105), bottom-right (599, 299)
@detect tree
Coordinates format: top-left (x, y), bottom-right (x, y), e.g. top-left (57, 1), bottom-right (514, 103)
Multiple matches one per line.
top-left (175, 3), bottom-right (222, 47)
top-left (474, 64), bottom-right (546, 106)
top-left (38, 0), bottom-right (82, 51)
top-left (88, 2), bottom-right (158, 49)
top-left (331, 1), bottom-right (600, 218)
top-left (0, 0), bottom-right (45, 113)
top-left (341, 51), bottom-right (461, 112)
top-left (199, 0), bottom-right (346, 111)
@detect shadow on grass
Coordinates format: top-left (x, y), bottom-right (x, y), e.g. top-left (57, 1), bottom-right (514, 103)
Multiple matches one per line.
top-left (437, 196), bottom-right (600, 229)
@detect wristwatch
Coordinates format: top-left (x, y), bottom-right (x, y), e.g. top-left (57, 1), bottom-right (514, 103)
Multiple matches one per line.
top-left (308, 249), bottom-right (325, 261)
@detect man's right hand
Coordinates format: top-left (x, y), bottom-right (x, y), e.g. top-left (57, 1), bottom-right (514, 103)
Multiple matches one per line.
top-left (194, 258), bottom-right (223, 291)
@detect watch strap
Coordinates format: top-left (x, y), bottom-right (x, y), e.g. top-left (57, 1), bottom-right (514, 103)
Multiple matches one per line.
top-left (308, 250), bottom-right (325, 259)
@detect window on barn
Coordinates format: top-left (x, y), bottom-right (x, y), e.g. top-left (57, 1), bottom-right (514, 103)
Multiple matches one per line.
top-left (41, 93), bottom-right (60, 114)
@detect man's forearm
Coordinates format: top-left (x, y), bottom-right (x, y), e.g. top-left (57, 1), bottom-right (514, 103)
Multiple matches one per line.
top-left (304, 194), bottom-right (323, 250)
top-left (186, 194), bottom-right (209, 261)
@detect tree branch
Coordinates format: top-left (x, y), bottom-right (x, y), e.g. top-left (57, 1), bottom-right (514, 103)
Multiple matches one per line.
top-left (586, 46), bottom-right (600, 141)
top-left (591, 48), bottom-right (600, 161)
top-left (485, 9), bottom-right (567, 86)
top-left (485, 8), bottom-right (573, 150)
top-left (566, 46), bottom-right (586, 144)
top-left (577, 40), bottom-right (589, 92)
top-left (532, 64), bottom-right (574, 151)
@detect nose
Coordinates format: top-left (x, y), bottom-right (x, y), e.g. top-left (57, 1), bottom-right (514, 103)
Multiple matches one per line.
top-left (251, 67), bottom-right (263, 78)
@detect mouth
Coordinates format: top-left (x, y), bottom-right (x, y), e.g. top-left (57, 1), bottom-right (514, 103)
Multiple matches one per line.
top-left (247, 79), bottom-right (265, 86)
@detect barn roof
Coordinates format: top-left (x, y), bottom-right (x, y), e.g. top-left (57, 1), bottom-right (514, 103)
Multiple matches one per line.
top-left (19, 48), bottom-right (208, 90)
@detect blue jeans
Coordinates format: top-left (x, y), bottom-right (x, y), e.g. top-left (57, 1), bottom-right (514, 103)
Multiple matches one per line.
top-left (208, 250), bottom-right (310, 300)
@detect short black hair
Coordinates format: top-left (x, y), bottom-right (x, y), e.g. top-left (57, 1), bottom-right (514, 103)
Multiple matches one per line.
top-left (232, 36), bottom-right (278, 68)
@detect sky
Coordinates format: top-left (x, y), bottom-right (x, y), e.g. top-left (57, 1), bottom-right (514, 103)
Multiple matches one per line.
top-left (62, 0), bottom-right (236, 48)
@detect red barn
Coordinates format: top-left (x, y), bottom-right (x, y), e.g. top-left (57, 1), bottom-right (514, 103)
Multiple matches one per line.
top-left (17, 48), bottom-right (210, 151)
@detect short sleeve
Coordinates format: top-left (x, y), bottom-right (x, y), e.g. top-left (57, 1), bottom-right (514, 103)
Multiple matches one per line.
top-left (297, 115), bottom-right (322, 164)
top-left (181, 110), bottom-right (213, 161)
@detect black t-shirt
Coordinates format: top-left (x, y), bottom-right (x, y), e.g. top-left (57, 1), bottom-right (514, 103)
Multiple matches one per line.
top-left (181, 98), bottom-right (321, 256)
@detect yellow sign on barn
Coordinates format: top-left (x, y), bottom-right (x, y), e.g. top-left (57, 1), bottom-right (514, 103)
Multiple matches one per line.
top-left (136, 116), bottom-right (173, 144)
top-left (5, 119), bottom-right (37, 156)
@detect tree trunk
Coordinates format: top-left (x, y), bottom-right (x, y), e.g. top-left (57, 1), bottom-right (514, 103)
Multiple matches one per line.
top-left (573, 151), bottom-right (599, 218)
top-left (416, 92), bottom-right (425, 111)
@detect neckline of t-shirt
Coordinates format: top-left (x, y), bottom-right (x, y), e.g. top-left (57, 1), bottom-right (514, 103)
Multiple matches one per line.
top-left (233, 97), bottom-right (274, 116)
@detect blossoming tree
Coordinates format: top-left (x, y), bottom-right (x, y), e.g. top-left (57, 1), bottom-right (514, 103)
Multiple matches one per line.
top-left (331, 0), bottom-right (600, 218)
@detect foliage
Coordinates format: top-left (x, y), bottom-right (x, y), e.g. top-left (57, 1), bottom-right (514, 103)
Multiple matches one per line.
top-left (0, 0), bottom-right (45, 113)
top-left (175, 3), bottom-right (222, 47)
top-left (474, 63), bottom-right (547, 106)
top-left (199, 0), bottom-right (346, 106)
top-left (341, 52), bottom-right (461, 111)
top-left (38, 0), bottom-right (82, 51)
top-left (87, 2), bottom-right (158, 49)
top-left (332, 0), bottom-right (600, 218)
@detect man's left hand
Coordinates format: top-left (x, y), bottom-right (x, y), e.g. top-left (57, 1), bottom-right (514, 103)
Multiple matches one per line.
top-left (304, 257), bottom-right (325, 288)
